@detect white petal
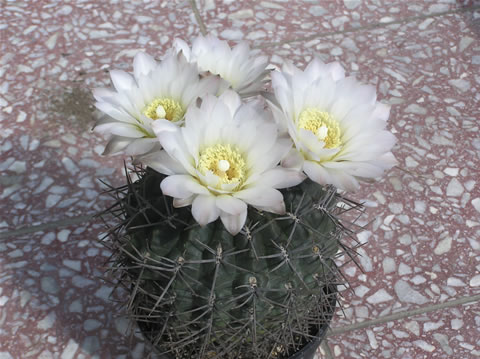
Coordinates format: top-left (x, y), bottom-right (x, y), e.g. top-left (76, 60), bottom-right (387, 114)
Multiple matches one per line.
top-left (177, 130), bottom-right (197, 166)
top-left (298, 129), bottom-right (328, 155)
top-left (281, 148), bottom-right (305, 170)
top-left (140, 150), bottom-right (187, 175)
top-left (94, 122), bottom-right (146, 138)
top-left (173, 196), bottom-right (194, 208)
top-left (252, 167), bottom-right (306, 189)
top-left (304, 58), bottom-right (328, 79)
top-left (234, 187), bottom-right (285, 214)
top-left (196, 169), bottom-right (221, 188)
top-left (378, 152), bottom-right (398, 168)
top-left (102, 135), bottom-right (132, 155)
top-left (92, 87), bottom-right (116, 103)
top-left (302, 75), bottom-right (336, 110)
top-left (154, 125), bottom-right (196, 175)
top-left (325, 61), bottom-right (345, 81)
top-left (110, 70), bottom-right (136, 92)
top-left (124, 137), bottom-right (158, 156)
top-left (219, 90), bottom-right (242, 116)
top-left (337, 131), bottom-right (397, 161)
top-left (172, 38), bottom-right (192, 61)
top-left (220, 209), bottom-right (248, 236)
top-left (328, 170), bottom-right (360, 191)
top-left (151, 118), bottom-right (180, 135)
top-left (192, 195), bottom-right (220, 226)
top-left (303, 160), bottom-right (333, 186)
top-left (161, 175), bottom-right (209, 199)
top-left (215, 195), bottom-right (247, 215)
top-left (133, 52), bottom-right (157, 82)
top-left (331, 80), bottom-right (377, 120)
top-left (94, 101), bottom-right (136, 123)
top-left (281, 60), bottom-right (302, 76)
top-left (203, 99), bottom-right (232, 146)
top-left (244, 122), bottom-right (279, 163)
top-left (303, 161), bottom-right (359, 191)
top-left (372, 102), bottom-right (391, 122)
top-left (351, 162), bottom-right (385, 178)
top-left (182, 74), bottom-right (220, 105)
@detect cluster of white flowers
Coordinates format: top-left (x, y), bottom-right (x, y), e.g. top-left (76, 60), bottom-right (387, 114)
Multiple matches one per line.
top-left (94, 35), bottom-right (397, 235)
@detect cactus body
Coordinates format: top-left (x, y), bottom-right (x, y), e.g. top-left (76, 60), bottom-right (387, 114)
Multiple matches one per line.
top-left (103, 168), bottom-right (355, 358)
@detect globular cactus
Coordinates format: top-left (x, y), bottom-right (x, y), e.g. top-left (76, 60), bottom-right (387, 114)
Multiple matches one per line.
top-left (100, 166), bottom-right (362, 359)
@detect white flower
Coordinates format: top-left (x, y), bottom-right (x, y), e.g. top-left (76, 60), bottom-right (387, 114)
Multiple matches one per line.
top-left (172, 35), bottom-right (269, 97)
top-left (270, 58), bottom-right (397, 191)
top-left (93, 52), bottom-right (219, 155)
top-left (141, 90), bottom-right (305, 235)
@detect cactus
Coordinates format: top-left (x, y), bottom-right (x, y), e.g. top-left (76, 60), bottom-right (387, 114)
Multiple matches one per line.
top-left (100, 165), bottom-right (362, 359)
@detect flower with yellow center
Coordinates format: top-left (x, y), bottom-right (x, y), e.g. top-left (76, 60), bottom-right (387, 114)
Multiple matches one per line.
top-left (270, 58), bottom-right (397, 191)
top-left (140, 91), bottom-right (306, 235)
top-left (93, 52), bottom-right (219, 156)
top-left (171, 35), bottom-right (269, 97)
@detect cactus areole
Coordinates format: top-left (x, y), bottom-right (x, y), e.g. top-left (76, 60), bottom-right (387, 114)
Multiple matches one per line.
top-left (101, 166), bottom-right (360, 359)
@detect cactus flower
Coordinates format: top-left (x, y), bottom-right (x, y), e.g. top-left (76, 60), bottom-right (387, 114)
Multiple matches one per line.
top-left (93, 52), bottom-right (219, 155)
top-left (270, 58), bottom-right (397, 191)
top-left (141, 90), bottom-right (306, 235)
top-left (172, 35), bottom-right (269, 97)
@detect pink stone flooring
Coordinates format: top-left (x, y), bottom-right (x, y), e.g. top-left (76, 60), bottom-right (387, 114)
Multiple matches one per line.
top-left (1, 1), bottom-right (480, 358)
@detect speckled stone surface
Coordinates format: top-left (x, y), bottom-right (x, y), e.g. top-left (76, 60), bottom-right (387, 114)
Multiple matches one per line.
top-left (1, 1), bottom-right (480, 358)
top-left (198, 0), bottom-right (475, 45)
top-left (327, 304), bottom-right (480, 358)
top-left (0, 223), bottom-right (151, 358)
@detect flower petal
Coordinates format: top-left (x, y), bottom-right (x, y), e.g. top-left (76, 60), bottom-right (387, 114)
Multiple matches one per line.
top-left (125, 137), bottom-right (158, 156)
top-left (372, 102), bottom-right (390, 122)
top-left (172, 38), bottom-right (192, 60)
top-left (94, 101), bottom-right (136, 123)
top-left (303, 160), bottom-right (333, 186)
top-left (281, 148), bottom-right (305, 170)
top-left (153, 124), bottom-right (196, 175)
top-left (141, 150), bottom-right (187, 175)
top-left (101, 135), bottom-right (132, 155)
top-left (161, 175), bottom-right (209, 199)
top-left (219, 89), bottom-right (242, 116)
top-left (94, 122), bottom-right (146, 138)
top-left (234, 187), bottom-right (285, 214)
top-left (251, 167), bottom-right (306, 189)
top-left (133, 52), bottom-right (157, 82)
top-left (192, 195), bottom-right (220, 226)
top-left (110, 70), bottom-right (136, 92)
top-left (173, 196), bottom-right (194, 208)
top-left (220, 209), bottom-right (248, 236)
top-left (325, 61), bottom-right (345, 81)
top-left (216, 195), bottom-right (247, 215)
top-left (304, 160), bottom-right (359, 191)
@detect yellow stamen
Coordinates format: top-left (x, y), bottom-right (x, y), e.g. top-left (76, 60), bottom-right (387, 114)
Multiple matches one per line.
top-left (198, 144), bottom-right (246, 187)
top-left (297, 108), bottom-right (342, 149)
top-left (143, 98), bottom-right (184, 122)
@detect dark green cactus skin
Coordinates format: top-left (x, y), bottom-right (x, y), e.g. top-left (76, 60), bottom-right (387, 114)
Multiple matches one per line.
top-left (105, 168), bottom-right (347, 359)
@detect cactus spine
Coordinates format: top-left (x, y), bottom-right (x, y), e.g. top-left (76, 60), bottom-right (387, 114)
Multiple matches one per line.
top-left (100, 166), bottom-right (361, 358)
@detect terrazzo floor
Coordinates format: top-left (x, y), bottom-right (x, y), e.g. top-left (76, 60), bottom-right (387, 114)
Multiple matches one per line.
top-left (1, 0), bottom-right (480, 358)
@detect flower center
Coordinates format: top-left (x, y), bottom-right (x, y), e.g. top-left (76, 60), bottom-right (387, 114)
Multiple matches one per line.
top-left (143, 98), bottom-right (184, 122)
top-left (297, 108), bottom-right (342, 149)
top-left (198, 144), bottom-right (246, 186)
